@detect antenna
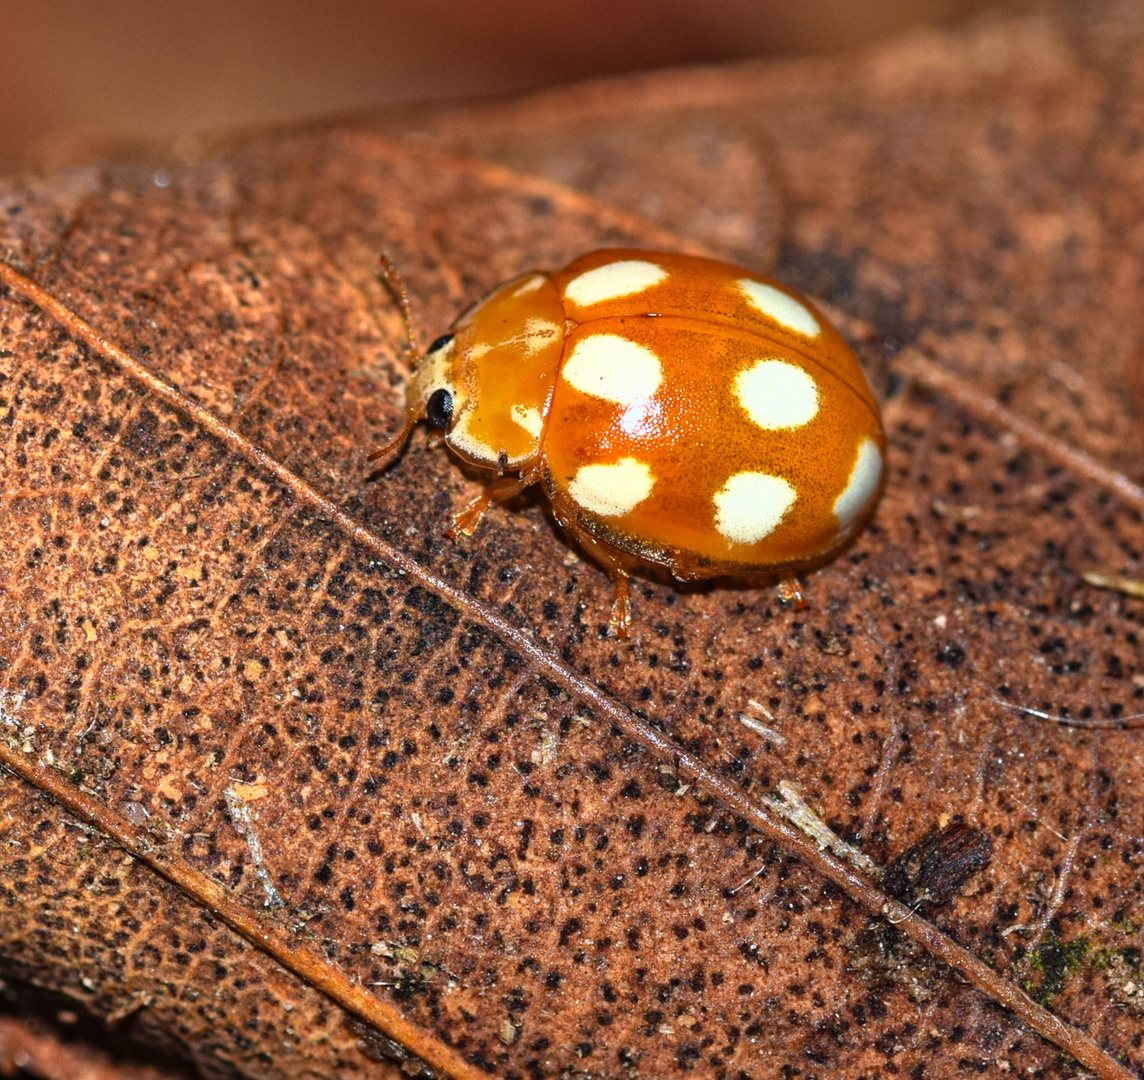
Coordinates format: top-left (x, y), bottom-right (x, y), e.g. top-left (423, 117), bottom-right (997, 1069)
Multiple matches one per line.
top-left (377, 253), bottom-right (417, 364)
top-left (366, 413), bottom-right (416, 465)
top-left (367, 254), bottom-right (422, 467)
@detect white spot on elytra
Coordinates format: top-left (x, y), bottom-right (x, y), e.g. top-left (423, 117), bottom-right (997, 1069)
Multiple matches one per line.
top-left (563, 260), bottom-right (668, 307)
top-left (522, 316), bottom-right (560, 356)
top-left (713, 472), bottom-right (796, 544)
top-left (735, 359), bottom-right (820, 430)
top-left (468, 316), bottom-right (559, 361)
top-left (833, 437), bottom-right (882, 530)
top-left (562, 334), bottom-right (662, 406)
top-left (568, 458), bottom-right (654, 517)
top-left (512, 275), bottom-right (546, 297)
top-left (736, 279), bottom-right (820, 338)
top-left (511, 404), bottom-right (543, 437)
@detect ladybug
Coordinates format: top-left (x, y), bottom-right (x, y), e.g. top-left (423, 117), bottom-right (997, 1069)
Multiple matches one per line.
top-left (371, 249), bottom-right (885, 637)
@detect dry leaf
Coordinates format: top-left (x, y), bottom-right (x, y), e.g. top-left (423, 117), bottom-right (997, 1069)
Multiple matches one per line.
top-left (2, 4), bottom-right (1143, 1080)
top-left (0, 1013), bottom-right (187, 1080)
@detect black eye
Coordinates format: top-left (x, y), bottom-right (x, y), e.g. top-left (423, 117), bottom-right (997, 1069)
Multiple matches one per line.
top-left (426, 388), bottom-right (453, 429)
top-left (428, 333), bottom-right (454, 354)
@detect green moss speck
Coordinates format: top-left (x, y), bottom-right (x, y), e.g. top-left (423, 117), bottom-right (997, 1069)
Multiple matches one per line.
top-left (1028, 934), bottom-right (1089, 1001)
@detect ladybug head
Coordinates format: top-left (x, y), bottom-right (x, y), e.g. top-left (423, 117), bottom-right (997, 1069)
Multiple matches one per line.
top-left (367, 331), bottom-right (458, 469)
top-left (369, 269), bottom-right (564, 473)
top-left (407, 331), bottom-right (459, 424)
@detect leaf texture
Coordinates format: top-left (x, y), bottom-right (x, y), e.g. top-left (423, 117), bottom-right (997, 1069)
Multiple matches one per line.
top-left (2, 4), bottom-right (1144, 1079)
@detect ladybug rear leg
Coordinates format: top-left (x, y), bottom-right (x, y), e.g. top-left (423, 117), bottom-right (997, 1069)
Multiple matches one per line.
top-left (608, 573), bottom-right (633, 640)
top-left (448, 469), bottom-right (538, 539)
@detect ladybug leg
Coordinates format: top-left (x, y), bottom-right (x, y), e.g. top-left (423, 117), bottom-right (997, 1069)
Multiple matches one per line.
top-left (555, 518), bottom-right (634, 638)
top-left (448, 469), bottom-right (538, 539)
top-left (573, 538), bottom-right (633, 638)
top-left (609, 572), bottom-right (633, 640)
top-left (777, 575), bottom-right (808, 609)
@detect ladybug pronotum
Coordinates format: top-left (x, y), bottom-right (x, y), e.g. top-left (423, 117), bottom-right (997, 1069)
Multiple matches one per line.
top-left (372, 249), bottom-right (886, 637)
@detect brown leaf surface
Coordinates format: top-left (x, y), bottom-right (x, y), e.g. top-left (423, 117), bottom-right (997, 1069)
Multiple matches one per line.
top-left (2, 4), bottom-right (1144, 1080)
top-left (0, 1013), bottom-right (190, 1080)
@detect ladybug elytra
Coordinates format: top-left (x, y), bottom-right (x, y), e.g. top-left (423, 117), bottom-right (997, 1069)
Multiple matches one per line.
top-left (372, 250), bottom-right (886, 637)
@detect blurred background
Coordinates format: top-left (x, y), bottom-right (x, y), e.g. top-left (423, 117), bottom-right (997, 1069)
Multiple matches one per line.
top-left (1, 0), bottom-right (1006, 175)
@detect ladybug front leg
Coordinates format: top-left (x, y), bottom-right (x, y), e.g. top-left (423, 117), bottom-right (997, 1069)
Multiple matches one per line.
top-left (448, 468), bottom-right (539, 539)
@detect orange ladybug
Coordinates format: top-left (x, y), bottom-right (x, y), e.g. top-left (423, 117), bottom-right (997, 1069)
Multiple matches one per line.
top-left (372, 250), bottom-right (886, 637)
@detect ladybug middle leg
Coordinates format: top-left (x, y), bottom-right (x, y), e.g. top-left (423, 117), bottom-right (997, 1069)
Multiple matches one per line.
top-left (448, 467), bottom-right (540, 539)
top-left (556, 517), bottom-right (635, 639)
